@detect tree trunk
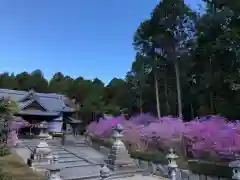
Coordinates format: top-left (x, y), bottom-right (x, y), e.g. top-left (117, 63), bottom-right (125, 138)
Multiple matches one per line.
top-left (190, 103), bottom-right (194, 119)
top-left (139, 91), bottom-right (143, 114)
top-left (163, 68), bottom-right (170, 114)
top-left (154, 72), bottom-right (161, 118)
top-left (61, 131), bottom-right (65, 145)
top-left (209, 91), bottom-right (215, 113)
top-left (174, 61), bottom-right (183, 118)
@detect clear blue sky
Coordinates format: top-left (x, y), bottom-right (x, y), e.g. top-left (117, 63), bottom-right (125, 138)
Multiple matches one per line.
top-left (0, 0), bottom-right (202, 84)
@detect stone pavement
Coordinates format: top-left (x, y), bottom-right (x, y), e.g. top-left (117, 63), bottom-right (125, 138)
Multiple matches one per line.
top-left (115, 174), bottom-right (167, 180)
top-left (13, 136), bottom-right (166, 180)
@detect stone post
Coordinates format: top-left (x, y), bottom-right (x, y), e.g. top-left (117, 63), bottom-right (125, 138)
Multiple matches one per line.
top-left (166, 148), bottom-right (178, 180)
top-left (46, 165), bottom-right (62, 180)
top-left (52, 154), bottom-right (58, 164)
top-left (100, 164), bottom-right (110, 180)
top-left (229, 159), bottom-right (240, 180)
top-left (106, 124), bottom-right (136, 171)
top-left (46, 153), bottom-right (53, 164)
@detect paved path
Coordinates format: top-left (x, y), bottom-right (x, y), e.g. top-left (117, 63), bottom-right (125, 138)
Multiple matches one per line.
top-left (13, 136), bottom-right (167, 180)
top-left (116, 174), bottom-right (167, 180)
top-left (14, 138), bottom-right (102, 180)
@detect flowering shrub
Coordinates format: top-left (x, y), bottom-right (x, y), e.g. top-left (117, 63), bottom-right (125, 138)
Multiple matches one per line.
top-left (87, 114), bottom-right (240, 160)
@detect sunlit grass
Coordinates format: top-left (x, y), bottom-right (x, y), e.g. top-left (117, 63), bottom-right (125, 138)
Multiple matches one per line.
top-left (0, 150), bottom-right (47, 180)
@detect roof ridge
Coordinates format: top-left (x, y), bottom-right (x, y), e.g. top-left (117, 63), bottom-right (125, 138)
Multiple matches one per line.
top-left (0, 88), bottom-right (67, 98)
top-left (0, 89), bottom-right (27, 95)
top-left (36, 94), bottom-right (65, 99)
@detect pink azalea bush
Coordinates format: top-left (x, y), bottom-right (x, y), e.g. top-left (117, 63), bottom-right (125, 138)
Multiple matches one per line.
top-left (87, 113), bottom-right (240, 160)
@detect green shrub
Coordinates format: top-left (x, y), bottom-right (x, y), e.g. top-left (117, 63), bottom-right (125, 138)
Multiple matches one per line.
top-left (130, 150), bottom-right (168, 164)
top-left (188, 160), bottom-right (232, 178)
top-left (50, 132), bottom-right (63, 137)
top-left (0, 144), bottom-right (10, 157)
top-left (90, 136), bottom-right (112, 148)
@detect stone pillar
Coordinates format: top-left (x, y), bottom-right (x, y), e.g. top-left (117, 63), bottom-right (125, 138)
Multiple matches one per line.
top-left (46, 153), bottom-right (53, 164)
top-left (84, 131), bottom-right (92, 146)
top-left (106, 124), bottom-right (136, 171)
top-left (229, 159), bottom-right (240, 180)
top-left (100, 164), bottom-right (110, 180)
top-left (166, 148), bottom-right (178, 180)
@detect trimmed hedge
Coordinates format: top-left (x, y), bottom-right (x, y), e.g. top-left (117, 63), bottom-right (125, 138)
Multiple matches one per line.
top-left (90, 136), bottom-right (112, 148)
top-left (188, 160), bottom-right (232, 178)
top-left (50, 132), bottom-right (63, 137)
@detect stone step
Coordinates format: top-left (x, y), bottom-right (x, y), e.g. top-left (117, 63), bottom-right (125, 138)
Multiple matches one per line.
top-left (64, 169), bottom-right (145, 180)
top-left (63, 173), bottom-right (100, 180)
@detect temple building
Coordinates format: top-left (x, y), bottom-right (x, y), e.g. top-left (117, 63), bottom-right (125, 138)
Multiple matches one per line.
top-left (0, 89), bottom-right (82, 134)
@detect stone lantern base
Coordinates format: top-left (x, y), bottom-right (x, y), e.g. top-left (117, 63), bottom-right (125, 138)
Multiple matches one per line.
top-left (106, 150), bottom-right (137, 171)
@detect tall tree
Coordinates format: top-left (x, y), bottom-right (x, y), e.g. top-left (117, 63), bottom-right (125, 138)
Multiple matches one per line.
top-left (150, 0), bottom-right (197, 118)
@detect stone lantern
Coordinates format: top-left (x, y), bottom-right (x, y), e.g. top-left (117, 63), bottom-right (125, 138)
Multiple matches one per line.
top-left (34, 141), bottom-right (51, 161)
top-left (106, 124), bottom-right (136, 171)
top-left (166, 148), bottom-right (178, 180)
top-left (229, 159), bottom-right (240, 180)
top-left (28, 140), bottom-right (52, 169)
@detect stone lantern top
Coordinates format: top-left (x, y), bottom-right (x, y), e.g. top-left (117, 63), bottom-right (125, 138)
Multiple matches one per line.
top-left (100, 164), bottom-right (110, 179)
top-left (229, 160), bottom-right (240, 168)
top-left (113, 124), bottom-right (123, 132)
top-left (35, 141), bottom-right (51, 154)
top-left (166, 148), bottom-right (178, 169)
top-left (166, 148), bottom-right (178, 160)
top-left (37, 141), bottom-right (49, 148)
top-left (112, 124), bottom-right (124, 139)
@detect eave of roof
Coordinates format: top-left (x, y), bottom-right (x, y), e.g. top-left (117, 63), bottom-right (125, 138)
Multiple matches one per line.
top-left (16, 110), bottom-right (60, 117)
top-left (66, 117), bottom-right (82, 123)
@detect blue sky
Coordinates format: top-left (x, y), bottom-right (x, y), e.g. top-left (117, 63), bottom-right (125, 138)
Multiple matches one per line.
top-left (0, 0), bottom-right (202, 84)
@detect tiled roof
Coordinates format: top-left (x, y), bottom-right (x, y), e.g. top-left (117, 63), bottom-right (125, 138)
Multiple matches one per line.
top-left (0, 89), bottom-right (75, 113)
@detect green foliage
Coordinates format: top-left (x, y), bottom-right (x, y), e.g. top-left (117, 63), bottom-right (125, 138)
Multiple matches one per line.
top-left (0, 98), bottom-right (19, 115)
top-left (90, 136), bottom-right (112, 148)
top-left (50, 132), bottom-right (63, 137)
